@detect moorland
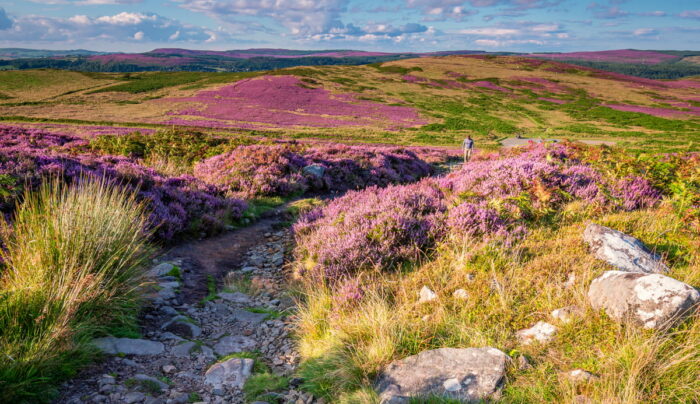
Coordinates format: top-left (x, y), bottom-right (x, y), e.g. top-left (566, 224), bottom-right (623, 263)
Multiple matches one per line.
top-left (0, 50), bottom-right (698, 403)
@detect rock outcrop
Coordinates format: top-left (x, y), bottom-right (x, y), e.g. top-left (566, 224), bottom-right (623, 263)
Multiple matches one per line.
top-left (375, 347), bottom-right (508, 403)
top-left (588, 270), bottom-right (700, 329)
top-left (583, 223), bottom-right (668, 273)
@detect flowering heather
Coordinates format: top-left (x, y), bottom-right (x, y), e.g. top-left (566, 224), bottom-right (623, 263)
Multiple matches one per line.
top-left (0, 125), bottom-right (245, 241)
top-left (194, 143), bottom-right (434, 198)
top-left (293, 181), bottom-right (446, 281)
top-left (294, 143), bottom-right (663, 282)
top-left (511, 77), bottom-right (570, 94)
top-left (471, 81), bottom-right (511, 92)
top-left (162, 75), bottom-right (427, 129)
top-left (604, 103), bottom-right (700, 117)
top-left (89, 54), bottom-right (197, 66)
top-left (529, 50), bottom-right (677, 65)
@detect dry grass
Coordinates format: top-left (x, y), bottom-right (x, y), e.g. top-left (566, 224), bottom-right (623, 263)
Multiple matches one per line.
top-left (294, 206), bottom-right (700, 402)
top-left (0, 177), bottom-right (152, 402)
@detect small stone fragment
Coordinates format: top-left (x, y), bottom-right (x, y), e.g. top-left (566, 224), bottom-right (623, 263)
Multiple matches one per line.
top-left (517, 321), bottom-right (557, 345)
top-left (418, 286), bottom-right (437, 303)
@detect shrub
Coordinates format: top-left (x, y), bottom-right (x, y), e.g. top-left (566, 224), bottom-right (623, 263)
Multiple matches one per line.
top-left (0, 178), bottom-right (152, 402)
top-left (194, 143), bottom-right (434, 199)
top-left (0, 125), bottom-right (246, 241)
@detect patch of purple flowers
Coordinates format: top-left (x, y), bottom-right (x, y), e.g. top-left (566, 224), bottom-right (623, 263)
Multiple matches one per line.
top-left (0, 125), bottom-right (246, 241)
top-left (294, 143), bottom-right (663, 282)
top-left (194, 143), bottom-right (434, 198)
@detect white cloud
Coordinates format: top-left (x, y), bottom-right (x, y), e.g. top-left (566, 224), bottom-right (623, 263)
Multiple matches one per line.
top-left (679, 10), bottom-right (700, 19)
top-left (633, 28), bottom-right (657, 37)
top-left (458, 27), bottom-right (519, 35)
top-left (0, 11), bottom-right (229, 43)
top-left (178, 0), bottom-right (349, 38)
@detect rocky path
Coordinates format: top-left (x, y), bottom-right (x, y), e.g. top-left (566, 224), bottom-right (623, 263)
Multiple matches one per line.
top-left (57, 210), bottom-right (318, 404)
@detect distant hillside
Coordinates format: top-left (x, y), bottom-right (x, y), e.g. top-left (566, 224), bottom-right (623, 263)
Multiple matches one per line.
top-left (0, 48), bottom-right (502, 74)
top-left (528, 49), bottom-right (700, 79)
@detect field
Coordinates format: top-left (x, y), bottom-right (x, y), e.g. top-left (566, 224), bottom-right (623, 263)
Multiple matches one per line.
top-left (0, 54), bottom-right (699, 403)
top-left (0, 55), bottom-right (698, 154)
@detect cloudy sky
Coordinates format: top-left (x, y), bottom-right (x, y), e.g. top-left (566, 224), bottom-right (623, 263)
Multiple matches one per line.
top-left (0, 0), bottom-right (698, 52)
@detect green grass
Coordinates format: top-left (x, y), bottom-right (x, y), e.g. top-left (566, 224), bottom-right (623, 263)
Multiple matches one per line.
top-left (245, 307), bottom-right (284, 319)
top-left (87, 72), bottom-right (209, 94)
top-left (0, 177), bottom-right (152, 402)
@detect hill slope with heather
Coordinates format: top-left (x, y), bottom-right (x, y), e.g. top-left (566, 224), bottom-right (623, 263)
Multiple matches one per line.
top-left (1, 55), bottom-right (699, 152)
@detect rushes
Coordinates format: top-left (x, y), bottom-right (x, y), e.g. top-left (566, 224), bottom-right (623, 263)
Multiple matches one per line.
top-left (0, 177), bottom-right (152, 402)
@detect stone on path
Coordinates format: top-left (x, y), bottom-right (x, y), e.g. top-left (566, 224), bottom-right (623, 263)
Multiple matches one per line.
top-left (213, 335), bottom-right (257, 356)
top-left (92, 337), bottom-right (164, 356)
top-left (375, 347), bottom-right (508, 403)
top-left (204, 358), bottom-right (254, 389)
top-left (171, 341), bottom-right (214, 358)
top-left (418, 286), bottom-right (437, 303)
top-left (148, 262), bottom-right (175, 277)
top-left (162, 316), bottom-right (202, 338)
top-left (588, 270), bottom-right (700, 329)
top-left (583, 223), bottom-right (668, 274)
top-left (517, 321), bottom-right (557, 345)
top-left (217, 292), bottom-right (251, 304)
top-left (232, 309), bottom-right (269, 324)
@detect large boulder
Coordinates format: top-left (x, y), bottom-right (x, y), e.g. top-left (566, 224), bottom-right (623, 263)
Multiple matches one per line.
top-left (204, 358), bottom-right (254, 389)
top-left (92, 337), bottom-right (164, 356)
top-left (588, 271), bottom-right (700, 329)
top-left (375, 347), bottom-right (508, 403)
top-left (583, 223), bottom-right (668, 274)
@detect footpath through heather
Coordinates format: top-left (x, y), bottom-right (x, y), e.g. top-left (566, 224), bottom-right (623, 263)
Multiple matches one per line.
top-left (56, 206), bottom-right (317, 404)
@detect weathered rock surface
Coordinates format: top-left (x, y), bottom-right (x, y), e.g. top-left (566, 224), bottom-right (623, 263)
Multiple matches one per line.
top-left (213, 335), bottom-right (257, 356)
top-left (375, 347), bottom-right (508, 403)
top-left (161, 316), bottom-right (202, 338)
top-left (92, 337), bottom-right (165, 356)
top-left (148, 262), bottom-right (175, 277)
top-left (583, 223), bottom-right (668, 274)
top-left (418, 286), bottom-right (437, 303)
top-left (517, 321), bottom-right (557, 345)
top-left (302, 164), bottom-right (325, 178)
top-left (204, 358), bottom-right (254, 389)
top-left (588, 270), bottom-right (700, 329)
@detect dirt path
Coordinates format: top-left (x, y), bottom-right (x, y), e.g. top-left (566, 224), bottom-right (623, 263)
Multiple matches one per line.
top-left (56, 205), bottom-right (317, 404)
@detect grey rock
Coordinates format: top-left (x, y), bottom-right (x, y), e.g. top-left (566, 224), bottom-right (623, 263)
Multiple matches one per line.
top-left (92, 337), bottom-right (164, 356)
top-left (123, 392), bottom-right (146, 404)
top-left (214, 335), bottom-right (257, 356)
top-left (171, 341), bottom-right (197, 357)
top-left (375, 347), bottom-right (508, 403)
top-left (217, 292), bottom-right (251, 304)
top-left (302, 164), bottom-right (325, 178)
top-left (516, 321), bottom-right (557, 345)
top-left (204, 358), bottom-right (254, 389)
top-left (149, 263), bottom-right (175, 277)
top-left (240, 266), bottom-right (258, 273)
top-left (162, 316), bottom-right (201, 338)
top-left (588, 270), bottom-right (700, 329)
top-left (583, 223), bottom-right (668, 274)
top-left (160, 306), bottom-right (179, 316)
top-left (159, 332), bottom-right (185, 342)
top-left (232, 309), bottom-right (269, 324)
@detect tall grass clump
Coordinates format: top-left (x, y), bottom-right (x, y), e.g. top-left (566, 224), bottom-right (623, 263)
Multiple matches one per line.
top-left (0, 177), bottom-right (152, 402)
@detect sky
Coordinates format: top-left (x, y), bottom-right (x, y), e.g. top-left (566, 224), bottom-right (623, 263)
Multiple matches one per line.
top-left (0, 0), bottom-right (698, 53)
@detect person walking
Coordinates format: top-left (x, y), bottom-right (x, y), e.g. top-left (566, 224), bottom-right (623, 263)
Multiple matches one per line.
top-left (463, 135), bottom-right (474, 162)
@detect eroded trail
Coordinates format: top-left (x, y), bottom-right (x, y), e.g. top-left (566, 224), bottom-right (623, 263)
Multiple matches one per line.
top-left (57, 208), bottom-right (317, 404)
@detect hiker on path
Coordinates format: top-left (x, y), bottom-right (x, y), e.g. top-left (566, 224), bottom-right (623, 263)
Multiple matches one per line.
top-left (463, 135), bottom-right (474, 162)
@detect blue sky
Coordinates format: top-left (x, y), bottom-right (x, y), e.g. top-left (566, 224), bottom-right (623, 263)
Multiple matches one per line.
top-left (0, 0), bottom-right (698, 52)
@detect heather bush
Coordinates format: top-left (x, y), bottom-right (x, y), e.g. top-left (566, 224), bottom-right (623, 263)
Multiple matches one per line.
top-left (194, 143), bottom-right (434, 198)
top-left (294, 143), bottom-right (663, 282)
top-left (293, 181), bottom-right (446, 281)
top-left (0, 126), bottom-right (246, 241)
top-left (0, 178), bottom-right (152, 402)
